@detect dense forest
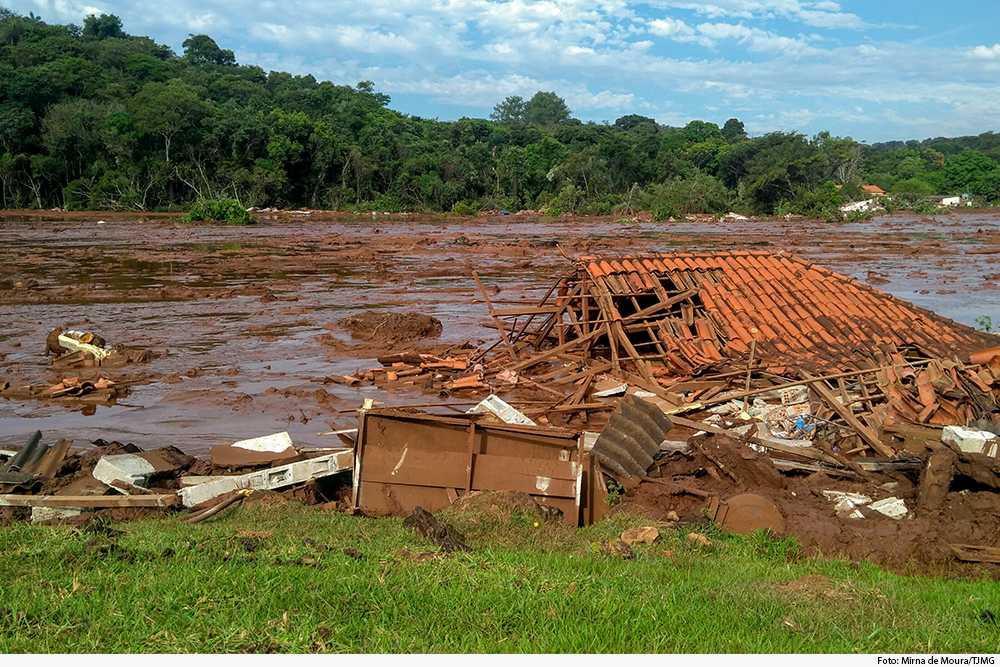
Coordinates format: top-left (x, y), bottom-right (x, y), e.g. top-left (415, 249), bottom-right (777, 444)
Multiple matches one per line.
top-left (2, 8), bottom-right (1000, 219)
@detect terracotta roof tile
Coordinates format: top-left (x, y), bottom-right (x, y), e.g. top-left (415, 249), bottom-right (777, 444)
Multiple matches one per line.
top-left (576, 251), bottom-right (996, 371)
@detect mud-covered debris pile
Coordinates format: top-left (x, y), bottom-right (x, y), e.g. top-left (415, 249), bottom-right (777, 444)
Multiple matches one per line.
top-left (328, 351), bottom-right (481, 393)
top-left (0, 327), bottom-right (155, 405)
top-left (341, 251), bottom-right (1000, 572)
top-left (340, 311), bottom-right (442, 344)
top-left (0, 430), bottom-right (352, 526)
top-left (46, 327), bottom-right (154, 369)
top-left (1, 376), bottom-right (124, 403)
top-left (624, 429), bottom-right (1000, 574)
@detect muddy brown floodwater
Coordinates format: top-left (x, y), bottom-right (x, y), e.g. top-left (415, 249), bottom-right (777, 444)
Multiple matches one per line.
top-left (2, 210), bottom-right (999, 454)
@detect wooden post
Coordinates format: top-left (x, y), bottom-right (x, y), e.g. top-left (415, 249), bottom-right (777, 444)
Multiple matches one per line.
top-left (465, 422), bottom-right (477, 493)
top-left (745, 339), bottom-right (756, 394)
top-left (473, 270), bottom-right (519, 361)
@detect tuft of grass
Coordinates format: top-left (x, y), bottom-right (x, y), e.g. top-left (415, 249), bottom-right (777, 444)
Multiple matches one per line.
top-left (0, 504), bottom-right (998, 653)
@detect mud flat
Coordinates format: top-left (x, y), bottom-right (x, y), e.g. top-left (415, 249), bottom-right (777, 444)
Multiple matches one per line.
top-left (2, 210), bottom-right (999, 452)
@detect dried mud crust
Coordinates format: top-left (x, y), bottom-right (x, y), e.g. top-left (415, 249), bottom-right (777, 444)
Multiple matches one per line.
top-left (339, 311), bottom-right (442, 344)
top-left (445, 489), bottom-right (560, 519)
top-left (630, 433), bottom-right (1000, 578)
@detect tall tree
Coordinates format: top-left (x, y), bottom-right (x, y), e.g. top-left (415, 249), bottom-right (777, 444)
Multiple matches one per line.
top-left (130, 80), bottom-right (209, 162)
top-left (490, 95), bottom-right (526, 124)
top-left (721, 118), bottom-right (747, 143)
top-left (0, 102), bottom-right (35, 153)
top-left (82, 14), bottom-right (126, 40)
top-left (182, 34), bottom-right (235, 66)
top-left (525, 91), bottom-right (570, 128)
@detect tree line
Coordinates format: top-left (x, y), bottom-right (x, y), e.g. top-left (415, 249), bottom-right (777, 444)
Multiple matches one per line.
top-left (2, 8), bottom-right (1000, 219)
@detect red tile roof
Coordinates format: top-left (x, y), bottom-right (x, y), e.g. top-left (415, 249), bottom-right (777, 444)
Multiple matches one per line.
top-left (578, 251), bottom-right (995, 373)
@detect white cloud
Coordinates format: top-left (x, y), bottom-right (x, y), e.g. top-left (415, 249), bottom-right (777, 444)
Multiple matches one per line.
top-left (647, 16), bottom-right (693, 37)
top-left (695, 21), bottom-right (816, 55)
top-left (642, 0), bottom-right (865, 29)
top-left (969, 44), bottom-right (1000, 60)
top-left (646, 16), bottom-right (715, 46)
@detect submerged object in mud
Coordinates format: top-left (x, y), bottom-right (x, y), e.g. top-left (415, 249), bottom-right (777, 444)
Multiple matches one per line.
top-left (709, 493), bottom-right (785, 535)
top-left (56, 330), bottom-right (110, 360)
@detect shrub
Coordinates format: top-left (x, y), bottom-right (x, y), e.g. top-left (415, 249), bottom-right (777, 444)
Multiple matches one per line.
top-left (785, 181), bottom-right (843, 221)
top-left (891, 178), bottom-right (936, 196)
top-left (650, 201), bottom-right (678, 221)
top-left (182, 198), bottom-right (255, 225)
top-left (450, 200), bottom-right (480, 216)
top-left (641, 172), bottom-right (731, 220)
top-left (544, 183), bottom-right (583, 216)
top-left (844, 208), bottom-right (874, 222)
top-left (911, 199), bottom-right (941, 215)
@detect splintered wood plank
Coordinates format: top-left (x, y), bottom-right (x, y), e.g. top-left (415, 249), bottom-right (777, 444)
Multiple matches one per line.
top-left (949, 544), bottom-right (1000, 564)
top-left (507, 327), bottom-right (605, 373)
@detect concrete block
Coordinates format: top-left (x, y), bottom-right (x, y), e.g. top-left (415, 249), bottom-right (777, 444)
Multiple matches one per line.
top-left (822, 490), bottom-right (871, 519)
top-left (92, 454), bottom-right (157, 492)
top-left (869, 496), bottom-right (907, 520)
top-left (942, 426), bottom-right (997, 456)
top-left (31, 506), bottom-right (85, 524)
top-left (780, 386), bottom-right (809, 405)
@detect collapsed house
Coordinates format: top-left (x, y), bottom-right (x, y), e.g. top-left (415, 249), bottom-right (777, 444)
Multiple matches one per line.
top-left (352, 250), bottom-right (1000, 563)
top-left (473, 251), bottom-right (999, 438)
top-left (484, 250), bottom-right (995, 383)
top-left (4, 250), bottom-right (1000, 566)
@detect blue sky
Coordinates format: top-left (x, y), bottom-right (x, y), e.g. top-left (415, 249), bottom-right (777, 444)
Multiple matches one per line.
top-left (10, 0), bottom-right (1000, 142)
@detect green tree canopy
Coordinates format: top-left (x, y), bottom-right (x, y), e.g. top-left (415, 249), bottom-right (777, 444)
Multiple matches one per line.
top-left (130, 80), bottom-right (209, 162)
top-left (945, 150), bottom-right (1000, 196)
top-left (525, 91), bottom-right (570, 128)
top-left (82, 14), bottom-right (125, 40)
top-left (182, 34), bottom-right (235, 66)
top-left (721, 118), bottom-right (747, 143)
top-left (490, 95), bottom-right (526, 124)
top-left (0, 9), bottom-right (997, 214)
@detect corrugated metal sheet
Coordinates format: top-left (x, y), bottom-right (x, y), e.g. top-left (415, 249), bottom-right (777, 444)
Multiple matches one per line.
top-left (591, 397), bottom-right (674, 479)
top-left (0, 431), bottom-right (71, 493)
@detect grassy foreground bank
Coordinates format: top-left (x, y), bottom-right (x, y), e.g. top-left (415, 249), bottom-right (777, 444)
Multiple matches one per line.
top-left (0, 503), bottom-right (997, 653)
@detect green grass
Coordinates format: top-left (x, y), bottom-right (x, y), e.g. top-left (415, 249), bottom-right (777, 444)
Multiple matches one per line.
top-left (0, 504), bottom-right (997, 653)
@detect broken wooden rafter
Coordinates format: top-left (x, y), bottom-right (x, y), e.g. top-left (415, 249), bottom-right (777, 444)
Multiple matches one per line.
top-left (801, 371), bottom-right (894, 458)
top-left (473, 270), bottom-right (519, 361)
top-left (506, 327), bottom-right (605, 373)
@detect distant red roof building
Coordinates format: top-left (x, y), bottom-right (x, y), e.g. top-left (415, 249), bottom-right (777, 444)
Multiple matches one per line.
top-left (861, 185), bottom-right (886, 195)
